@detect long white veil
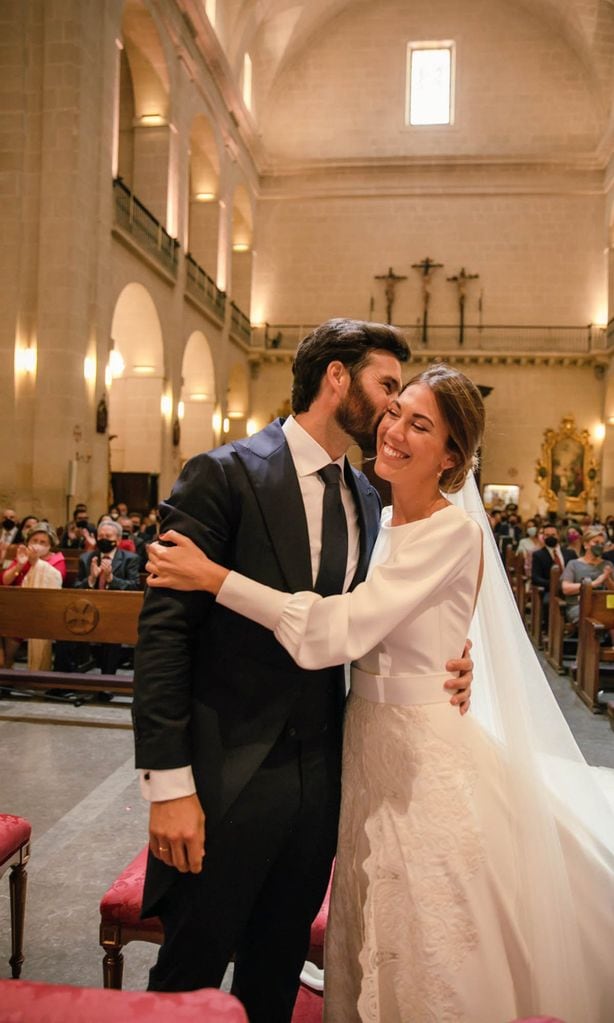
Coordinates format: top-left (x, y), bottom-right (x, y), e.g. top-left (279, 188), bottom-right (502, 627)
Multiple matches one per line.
top-left (450, 473), bottom-right (614, 1021)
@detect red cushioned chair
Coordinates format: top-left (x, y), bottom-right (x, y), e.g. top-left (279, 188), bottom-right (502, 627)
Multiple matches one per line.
top-left (0, 813), bottom-right (31, 979)
top-left (0, 980), bottom-right (247, 1022)
top-left (100, 846), bottom-right (331, 989)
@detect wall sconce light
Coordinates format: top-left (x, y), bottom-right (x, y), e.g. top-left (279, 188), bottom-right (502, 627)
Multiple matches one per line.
top-left (246, 418), bottom-right (258, 436)
top-left (109, 349), bottom-right (125, 378)
top-left (161, 394), bottom-right (173, 418)
top-left (83, 355), bottom-right (96, 383)
top-left (132, 365), bottom-right (155, 374)
top-left (212, 410), bottom-right (222, 433)
top-left (15, 346), bottom-right (37, 375)
top-left (190, 392), bottom-right (212, 402)
top-left (177, 400), bottom-right (185, 420)
top-left (594, 422), bottom-right (606, 442)
top-left (140, 113), bottom-right (165, 126)
top-left (194, 192), bottom-right (216, 202)
top-left (232, 243), bottom-right (250, 253)
top-left (223, 417), bottom-right (230, 434)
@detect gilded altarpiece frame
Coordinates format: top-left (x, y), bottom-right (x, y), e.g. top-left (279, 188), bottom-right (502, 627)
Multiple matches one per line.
top-left (535, 415), bottom-right (599, 514)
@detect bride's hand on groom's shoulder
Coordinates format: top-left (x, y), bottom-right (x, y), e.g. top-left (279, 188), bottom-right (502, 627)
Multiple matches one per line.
top-left (146, 529), bottom-right (229, 594)
top-left (444, 638), bottom-right (473, 716)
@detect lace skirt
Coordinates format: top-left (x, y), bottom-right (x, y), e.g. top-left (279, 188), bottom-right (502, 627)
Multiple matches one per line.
top-left (323, 691), bottom-right (530, 1023)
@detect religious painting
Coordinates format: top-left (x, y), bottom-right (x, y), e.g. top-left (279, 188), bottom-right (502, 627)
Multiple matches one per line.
top-left (482, 484), bottom-right (520, 510)
top-left (535, 415), bottom-right (599, 514)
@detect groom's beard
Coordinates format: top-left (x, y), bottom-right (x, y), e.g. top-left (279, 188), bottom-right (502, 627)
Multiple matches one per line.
top-left (335, 376), bottom-right (380, 456)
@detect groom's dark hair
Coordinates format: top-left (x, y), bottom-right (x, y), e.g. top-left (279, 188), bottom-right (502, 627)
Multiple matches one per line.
top-left (291, 318), bottom-right (410, 414)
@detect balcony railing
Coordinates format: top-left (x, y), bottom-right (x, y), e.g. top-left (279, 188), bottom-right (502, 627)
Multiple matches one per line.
top-left (249, 323), bottom-right (608, 354)
top-left (230, 301), bottom-right (252, 343)
top-left (185, 253), bottom-right (226, 320)
top-left (113, 178), bottom-right (179, 275)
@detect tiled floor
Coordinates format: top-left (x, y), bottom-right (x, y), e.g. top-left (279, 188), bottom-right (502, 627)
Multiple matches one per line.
top-left (0, 654), bottom-right (612, 990)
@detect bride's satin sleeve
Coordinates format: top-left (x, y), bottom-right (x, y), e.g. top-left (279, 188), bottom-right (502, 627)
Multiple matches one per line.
top-left (216, 511), bottom-right (482, 670)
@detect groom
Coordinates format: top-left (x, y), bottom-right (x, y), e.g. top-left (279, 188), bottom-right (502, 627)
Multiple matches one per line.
top-left (133, 318), bottom-right (473, 1021)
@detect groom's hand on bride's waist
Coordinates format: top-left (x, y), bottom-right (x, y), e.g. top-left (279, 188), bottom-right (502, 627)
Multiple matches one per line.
top-left (444, 639), bottom-right (473, 716)
top-left (149, 793), bottom-right (206, 874)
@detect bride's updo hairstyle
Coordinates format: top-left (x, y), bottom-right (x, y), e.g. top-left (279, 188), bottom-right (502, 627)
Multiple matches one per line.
top-left (404, 364), bottom-right (485, 493)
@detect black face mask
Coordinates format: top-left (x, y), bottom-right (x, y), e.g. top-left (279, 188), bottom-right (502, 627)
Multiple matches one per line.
top-left (544, 536), bottom-right (558, 548)
top-left (75, 518), bottom-right (88, 528)
top-left (97, 538), bottom-right (117, 554)
top-left (2, 518), bottom-right (14, 531)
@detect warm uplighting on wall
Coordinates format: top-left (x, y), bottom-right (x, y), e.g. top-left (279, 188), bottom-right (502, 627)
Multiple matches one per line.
top-left (246, 418), bottom-right (258, 436)
top-left (83, 355), bottom-right (96, 383)
top-left (177, 400), bottom-right (185, 420)
top-left (227, 411), bottom-right (244, 419)
top-left (232, 242), bottom-right (250, 253)
top-left (190, 392), bottom-right (212, 402)
top-left (607, 416), bottom-right (614, 426)
top-left (194, 192), bottom-right (216, 202)
top-left (15, 344), bottom-right (37, 375)
top-left (161, 393), bottom-right (173, 418)
top-left (593, 422), bottom-right (606, 442)
top-left (132, 365), bottom-right (155, 374)
top-left (108, 349), bottom-right (125, 378)
top-left (139, 113), bottom-right (165, 126)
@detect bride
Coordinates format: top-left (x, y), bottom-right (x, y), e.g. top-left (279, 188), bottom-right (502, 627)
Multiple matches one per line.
top-left (146, 365), bottom-right (614, 1022)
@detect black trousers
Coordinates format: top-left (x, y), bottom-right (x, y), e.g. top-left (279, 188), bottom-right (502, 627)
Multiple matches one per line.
top-left (148, 734), bottom-right (341, 1023)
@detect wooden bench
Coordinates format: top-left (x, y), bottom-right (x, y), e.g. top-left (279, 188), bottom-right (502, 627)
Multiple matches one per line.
top-left (529, 582), bottom-right (544, 648)
top-left (0, 588), bottom-right (143, 698)
top-left (572, 581), bottom-right (614, 712)
top-left (511, 550), bottom-right (528, 622)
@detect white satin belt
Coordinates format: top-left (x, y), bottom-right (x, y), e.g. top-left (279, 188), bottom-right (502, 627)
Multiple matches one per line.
top-left (351, 667), bottom-right (453, 707)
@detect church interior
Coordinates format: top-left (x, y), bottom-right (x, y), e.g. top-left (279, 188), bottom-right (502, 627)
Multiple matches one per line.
top-left (2, 0), bottom-right (614, 1017)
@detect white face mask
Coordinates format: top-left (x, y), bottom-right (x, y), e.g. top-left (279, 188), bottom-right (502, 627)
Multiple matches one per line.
top-left (29, 543), bottom-right (50, 557)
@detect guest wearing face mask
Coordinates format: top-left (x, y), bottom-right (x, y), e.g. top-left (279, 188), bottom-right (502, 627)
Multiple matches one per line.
top-left (563, 526), bottom-right (583, 560)
top-left (561, 525), bottom-right (614, 632)
top-left (531, 524), bottom-right (574, 627)
top-left (1, 523), bottom-right (65, 670)
top-left (0, 509), bottom-right (17, 546)
top-left (517, 518), bottom-right (542, 577)
top-left (73, 520), bottom-right (140, 677)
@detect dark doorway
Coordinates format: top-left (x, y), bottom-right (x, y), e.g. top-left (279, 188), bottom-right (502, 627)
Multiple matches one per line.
top-left (110, 472), bottom-right (159, 514)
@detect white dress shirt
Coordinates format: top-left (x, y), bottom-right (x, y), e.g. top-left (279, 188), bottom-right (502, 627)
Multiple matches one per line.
top-left (140, 416), bottom-right (360, 802)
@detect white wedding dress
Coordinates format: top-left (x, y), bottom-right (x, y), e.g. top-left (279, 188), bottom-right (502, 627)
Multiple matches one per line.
top-left (218, 492), bottom-right (614, 1023)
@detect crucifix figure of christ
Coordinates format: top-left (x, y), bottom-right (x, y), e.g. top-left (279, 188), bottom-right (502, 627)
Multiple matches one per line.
top-left (374, 267), bottom-right (408, 325)
top-left (411, 257), bottom-right (444, 345)
top-left (447, 267), bottom-right (480, 346)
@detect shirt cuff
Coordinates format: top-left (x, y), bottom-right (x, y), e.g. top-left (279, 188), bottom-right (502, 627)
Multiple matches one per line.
top-left (139, 765), bottom-right (196, 802)
top-left (216, 570), bottom-right (290, 631)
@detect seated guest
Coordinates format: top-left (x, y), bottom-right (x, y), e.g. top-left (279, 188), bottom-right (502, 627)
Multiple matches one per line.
top-left (531, 523), bottom-right (572, 625)
top-left (562, 525), bottom-right (614, 630)
top-left (517, 518), bottom-right (542, 576)
top-left (13, 514), bottom-right (38, 544)
top-left (563, 525), bottom-right (583, 560)
top-left (61, 504), bottom-right (96, 549)
top-left (73, 519), bottom-right (140, 675)
top-left (1, 523), bottom-right (64, 670)
top-left (117, 517), bottom-right (137, 553)
top-left (0, 509), bottom-right (17, 546)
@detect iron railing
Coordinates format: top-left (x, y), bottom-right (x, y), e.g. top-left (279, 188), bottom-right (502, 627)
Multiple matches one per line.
top-left (185, 253), bottom-right (226, 320)
top-left (230, 301), bottom-right (252, 343)
top-left (249, 322), bottom-right (608, 354)
top-left (113, 178), bottom-right (179, 275)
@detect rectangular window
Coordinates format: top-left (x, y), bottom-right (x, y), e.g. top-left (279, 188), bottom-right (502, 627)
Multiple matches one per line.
top-left (406, 42), bottom-right (454, 126)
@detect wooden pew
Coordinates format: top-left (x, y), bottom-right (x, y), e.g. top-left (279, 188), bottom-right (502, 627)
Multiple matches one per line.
top-left (545, 564), bottom-right (567, 673)
top-left (512, 550), bottom-right (528, 623)
top-left (572, 580), bottom-right (614, 712)
top-left (529, 582), bottom-right (544, 648)
top-left (0, 588), bottom-right (143, 698)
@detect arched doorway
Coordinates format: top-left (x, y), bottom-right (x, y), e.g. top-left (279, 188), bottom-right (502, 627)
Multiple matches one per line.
top-left (180, 331), bottom-right (216, 459)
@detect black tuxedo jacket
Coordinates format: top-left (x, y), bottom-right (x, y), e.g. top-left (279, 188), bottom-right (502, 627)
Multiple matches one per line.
top-left (133, 420), bottom-right (381, 906)
top-left (73, 548), bottom-right (141, 590)
top-left (531, 545), bottom-right (574, 589)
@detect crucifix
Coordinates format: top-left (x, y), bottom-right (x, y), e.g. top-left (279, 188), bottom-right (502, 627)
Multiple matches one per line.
top-left (411, 257), bottom-right (444, 345)
top-left (374, 267), bottom-right (408, 324)
top-left (447, 267), bottom-right (480, 346)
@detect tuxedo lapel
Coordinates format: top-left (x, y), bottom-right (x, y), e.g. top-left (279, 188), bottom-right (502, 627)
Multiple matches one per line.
top-left (233, 421), bottom-right (314, 593)
top-left (345, 462), bottom-right (381, 587)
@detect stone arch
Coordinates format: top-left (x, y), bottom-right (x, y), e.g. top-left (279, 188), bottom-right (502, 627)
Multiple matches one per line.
top-left (116, 0), bottom-right (172, 224)
top-left (230, 183), bottom-right (255, 314)
top-left (188, 114), bottom-right (222, 276)
top-left (226, 361), bottom-right (250, 441)
top-left (109, 282), bottom-right (165, 476)
top-left (180, 330), bottom-right (217, 458)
